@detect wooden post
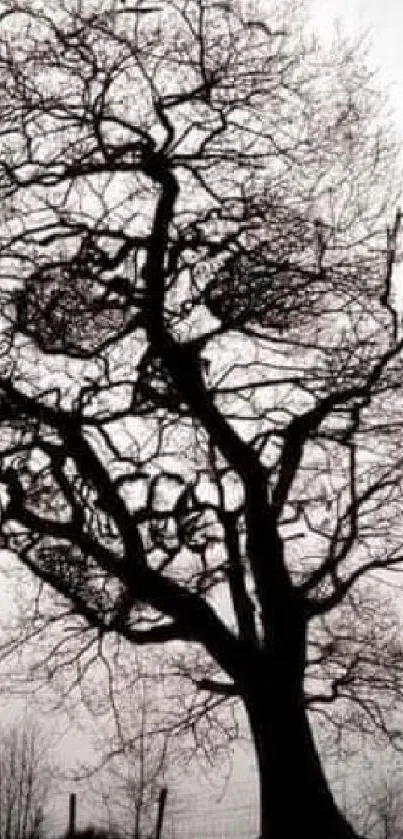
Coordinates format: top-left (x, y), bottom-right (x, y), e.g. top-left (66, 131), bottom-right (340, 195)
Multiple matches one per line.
top-left (155, 787), bottom-right (168, 839)
top-left (68, 792), bottom-right (77, 838)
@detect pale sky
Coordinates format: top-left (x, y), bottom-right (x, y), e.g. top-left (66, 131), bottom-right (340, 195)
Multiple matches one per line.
top-left (312, 0), bottom-right (403, 129)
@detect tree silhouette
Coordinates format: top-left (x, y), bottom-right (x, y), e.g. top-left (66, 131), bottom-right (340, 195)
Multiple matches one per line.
top-left (0, 1), bottom-right (401, 837)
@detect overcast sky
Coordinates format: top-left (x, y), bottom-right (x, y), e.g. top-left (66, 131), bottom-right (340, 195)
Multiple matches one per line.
top-left (312, 0), bottom-right (403, 127)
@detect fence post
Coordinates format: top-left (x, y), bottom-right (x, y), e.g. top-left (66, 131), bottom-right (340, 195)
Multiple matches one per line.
top-left (155, 787), bottom-right (168, 839)
top-left (68, 792), bottom-right (77, 838)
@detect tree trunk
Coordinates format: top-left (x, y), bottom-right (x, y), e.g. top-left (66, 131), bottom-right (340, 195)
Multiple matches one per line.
top-left (245, 682), bottom-right (363, 839)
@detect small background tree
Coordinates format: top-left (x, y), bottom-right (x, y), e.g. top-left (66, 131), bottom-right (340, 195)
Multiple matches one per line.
top-left (0, 719), bottom-right (51, 839)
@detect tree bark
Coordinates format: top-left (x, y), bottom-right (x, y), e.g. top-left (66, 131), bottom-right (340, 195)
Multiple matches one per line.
top-left (245, 680), bottom-right (363, 839)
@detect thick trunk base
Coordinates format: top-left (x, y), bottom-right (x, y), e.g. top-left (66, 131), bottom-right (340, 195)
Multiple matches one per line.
top-left (246, 689), bottom-right (364, 839)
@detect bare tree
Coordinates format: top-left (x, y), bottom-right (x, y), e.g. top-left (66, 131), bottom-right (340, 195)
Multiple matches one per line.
top-left (0, 720), bottom-right (51, 839)
top-left (0, 1), bottom-right (401, 837)
top-left (95, 660), bottom-right (169, 839)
